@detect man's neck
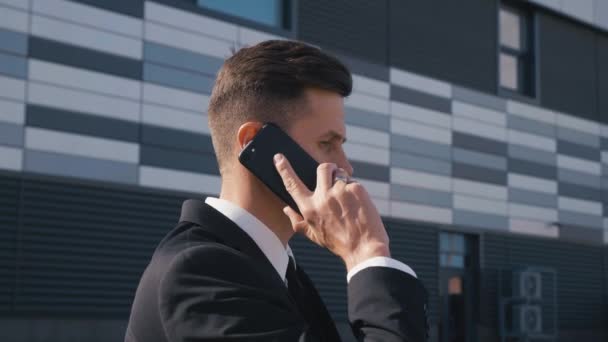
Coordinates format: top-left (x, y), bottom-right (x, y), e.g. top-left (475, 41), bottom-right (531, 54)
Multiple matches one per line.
top-left (218, 181), bottom-right (294, 247)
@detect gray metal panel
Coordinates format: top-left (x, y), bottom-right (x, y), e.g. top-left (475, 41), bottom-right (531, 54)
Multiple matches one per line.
top-left (390, 150), bottom-right (452, 176)
top-left (140, 125), bottom-right (215, 154)
top-left (24, 150), bottom-right (138, 185)
top-left (539, 13), bottom-right (599, 121)
top-left (557, 126), bottom-right (600, 147)
top-left (144, 42), bottom-right (223, 77)
top-left (508, 158), bottom-right (558, 179)
top-left (508, 188), bottom-right (558, 208)
top-left (143, 62), bottom-right (215, 94)
top-left (0, 173), bottom-right (19, 311)
top-left (390, 184), bottom-right (452, 208)
top-left (508, 144), bottom-right (557, 166)
top-left (345, 107), bottom-right (390, 132)
top-left (0, 52), bottom-right (27, 79)
top-left (350, 160), bottom-right (389, 182)
top-left (600, 35), bottom-right (608, 124)
top-left (140, 144), bottom-right (219, 175)
top-left (559, 182), bottom-right (602, 202)
top-left (452, 163), bottom-right (507, 185)
top-left (452, 85), bottom-right (506, 112)
top-left (558, 168), bottom-right (601, 188)
top-left (558, 211), bottom-right (603, 229)
top-left (28, 37), bottom-right (142, 80)
top-left (390, 134), bottom-right (452, 161)
top-left (453, 147), bottom-right (507, 171)
top-left (453, 132), bottom-right (508, 156)
top-left (602, 137), bottom-right (608, 150)
top-left (332, 50), bottom-right (389, 81)
top-left (507, 115), bottom-right (556, 138)
top-left (0, 122), bottom-right (23, 147)
top-left (26, 105), bottom-right (139, 143)
top-left (66, 0), bottom-right (144, 17)
top-left (559, 225), bottom-right (604, 244)
top-left (390, 84), bottom-right (451, 113)
top-left (453, 209), bottom-right (508, 230)
top-left (557, 140), bottom-right (601, 161)
top-left (0, 28), bottom-right (27, 55)
top-left (389, 0), bottom-right (498, 93)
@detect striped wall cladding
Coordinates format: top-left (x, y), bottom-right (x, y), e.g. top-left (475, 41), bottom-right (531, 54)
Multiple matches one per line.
top-left (0, 0), bottom-right (607, 244)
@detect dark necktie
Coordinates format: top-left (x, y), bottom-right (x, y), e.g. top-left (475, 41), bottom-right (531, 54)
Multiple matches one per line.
top-left (285, 257), bottom-right (342, 342)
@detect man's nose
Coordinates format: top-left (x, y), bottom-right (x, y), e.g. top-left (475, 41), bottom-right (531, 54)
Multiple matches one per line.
top-left (340, 155), bottom-right (354, 178)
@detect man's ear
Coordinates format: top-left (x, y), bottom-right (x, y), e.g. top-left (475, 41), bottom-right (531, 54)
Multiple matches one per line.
top-left (236, 122), bottom-right (263, 150)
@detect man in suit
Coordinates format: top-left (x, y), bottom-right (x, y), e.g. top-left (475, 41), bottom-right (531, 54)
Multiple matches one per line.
top-left (125, 40), bottom-right (428, 341)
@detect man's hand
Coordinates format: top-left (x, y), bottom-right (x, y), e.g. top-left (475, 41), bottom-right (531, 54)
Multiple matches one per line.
top-left (273, 153), bottom-right (390, 272)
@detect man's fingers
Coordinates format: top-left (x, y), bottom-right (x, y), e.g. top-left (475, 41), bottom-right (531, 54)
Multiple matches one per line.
top-left (273, 153), bottom-right (311, 202)
top-left (316, 163), bottom-right (337, 192)
top-left (283, 206), bottom-right (304, 231)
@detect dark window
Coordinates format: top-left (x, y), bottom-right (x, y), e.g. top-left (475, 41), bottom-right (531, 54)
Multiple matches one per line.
top-left (196, 0), bottom-right (290, 29)
top-left (439, 232), bottom-right (466, 268)
top-left (499, 4), bottom-right (535, 97)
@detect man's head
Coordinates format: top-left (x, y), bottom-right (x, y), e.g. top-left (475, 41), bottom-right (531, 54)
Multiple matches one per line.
top-left (208, 40), bottom-right (353, 176)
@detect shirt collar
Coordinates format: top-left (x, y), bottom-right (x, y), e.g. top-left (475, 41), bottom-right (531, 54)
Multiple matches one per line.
top-left (204, 197), bottom-right (293, 282)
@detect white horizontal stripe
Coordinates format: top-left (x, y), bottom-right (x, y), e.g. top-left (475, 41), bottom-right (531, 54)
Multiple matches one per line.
top-left (145, 1), bottom-right (237, 42)
top-left (389, 67), bottom-right (452, 98)
top-left (352, 74), bottom-right (390, 99)
top-left (31, 15), bottom-right (142, 59)
top-left (390, 101), bottom-right (451, 128)
top-left (556, 112), bottom-right (600, 135)
top-left (0, 98), bottom-right (25, 124)
top-left (0, 0), bottom-right (29, 10)
top-left (558, 196), bottom-right (603, 216)
top-left (602, 125), bottom-right (608, 138)
top-left (28, 82), bottom-right (140, 122)
top-left (509, 218), bottom-right (559, 238)
top-left (508, 173), bottom-right (558, 194)
top-left (390, 200), bottom-right (453, 224)
top-left (453, 116), bottom-right (507, 142)
top-left (509, 203), bottom-right (558, 222)
top-left (346, 125), bottom-right (389, 148)
top-left (142, 104), bottom-right (210, 135)
top-left (143, 83), bottom-right (210, 113)
top-left (344, 92), bottom-right (390, 115)
top-left (602, 151), bottom-right (608, 164)
top-left (0, 145), bottom-right (22, 171)
top-left (32, 0), bottom-right (142, 37)
top-left (0, 75), bottom-right (26, 101)
top-left (139, 165), bottom-right (221, 195)
top-left (390, 167), bottom-right (452, 192)
top-left (506, 100), bottom-right (556, 125)
top-left (452, 101), bottom-right (506, 127)
top-left (29, 59), bottom-right (142, 99)
top-left (238, 27), bottom-right (283, 46)
top-left (372, 197), bottom-right (390, 216)
top-left (0, 5), bottom-right (28, 32)
top-left (557, 155), bottom-right (601, 175)
top-left (454, 194), bottom-right (508, 216)
top-left (508, 129), bottom-right (556, 152)
top-left (391, 118), bottom-right (452, 145)
top-left (357, 179), bottom-right (390, 199)
top-left (344, 141), bottom-right (389, 165)
top-left (144, 21), bottom-right (234, 60)
top-left (25, 127), bottom-right (139, 163)
top-left (453, 178), bottom-right (508, 201)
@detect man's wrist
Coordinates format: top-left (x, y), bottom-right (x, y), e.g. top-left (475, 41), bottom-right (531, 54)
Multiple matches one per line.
top-left (343, 242), bottom-right (390, 273)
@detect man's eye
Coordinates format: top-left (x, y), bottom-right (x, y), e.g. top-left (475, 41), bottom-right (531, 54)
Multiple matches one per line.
top-left (319, 141), bottom-right (333, 150)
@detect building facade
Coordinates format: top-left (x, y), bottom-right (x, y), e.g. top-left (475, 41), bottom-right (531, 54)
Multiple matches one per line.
top-left (0, 0), bottom-right (607, 341)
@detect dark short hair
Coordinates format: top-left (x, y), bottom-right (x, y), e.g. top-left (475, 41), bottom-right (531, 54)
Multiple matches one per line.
top-left (208, 39), bottom-right (352, 174)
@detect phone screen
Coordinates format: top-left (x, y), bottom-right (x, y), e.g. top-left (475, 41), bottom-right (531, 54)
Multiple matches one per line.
top-left (238, 123), bottom-right (318, 214)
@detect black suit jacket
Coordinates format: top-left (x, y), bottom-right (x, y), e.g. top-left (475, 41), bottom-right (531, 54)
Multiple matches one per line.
top-left (125, 199), bottom-right (429, 341)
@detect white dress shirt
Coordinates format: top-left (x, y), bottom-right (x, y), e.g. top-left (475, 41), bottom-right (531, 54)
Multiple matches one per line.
top-left (204, 197), bottom-right (416, 284)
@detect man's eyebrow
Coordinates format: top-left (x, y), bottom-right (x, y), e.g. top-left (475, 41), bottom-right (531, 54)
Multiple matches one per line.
top-left (320, 130), bottom-right (347, 143)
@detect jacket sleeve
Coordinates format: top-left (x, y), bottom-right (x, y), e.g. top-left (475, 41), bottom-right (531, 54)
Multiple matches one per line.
top-left (158, 244), bottom-right (322, 342)
top-left (348, 266), bottom-right (429, 342)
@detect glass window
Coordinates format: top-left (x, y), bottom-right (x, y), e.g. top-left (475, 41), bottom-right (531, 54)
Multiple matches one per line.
top-left (439, 232), bottom-right (467, 268)
top-left (197, 0), bottom-right (286, 28)
top-left (499, 4), bottom-right (535, 97)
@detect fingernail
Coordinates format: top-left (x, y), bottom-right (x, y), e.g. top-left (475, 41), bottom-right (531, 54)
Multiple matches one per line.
top-left (273, 153), bottom-right (283, 164)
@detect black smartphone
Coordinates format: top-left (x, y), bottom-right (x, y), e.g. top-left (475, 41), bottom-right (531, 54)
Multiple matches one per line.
top-left (238, 122), bottom-right (318, 214)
